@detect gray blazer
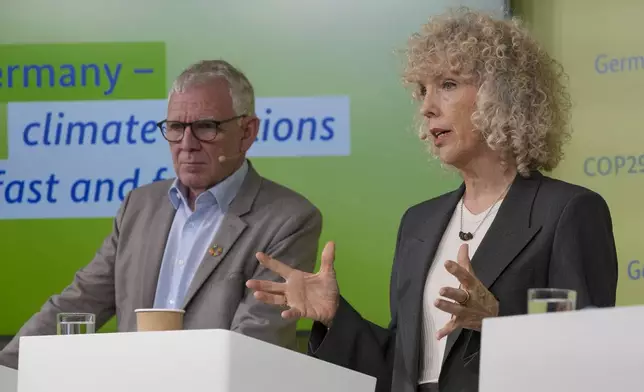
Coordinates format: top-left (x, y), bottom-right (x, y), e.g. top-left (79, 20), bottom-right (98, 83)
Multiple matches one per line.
top-left (308, 171), bottom-right (618, 392)
top-left (0, 161), bottom-right (322, 369)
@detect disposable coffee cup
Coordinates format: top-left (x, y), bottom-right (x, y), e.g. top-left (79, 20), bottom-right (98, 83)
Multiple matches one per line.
top-left (134, 309), bottom-right (185, 332)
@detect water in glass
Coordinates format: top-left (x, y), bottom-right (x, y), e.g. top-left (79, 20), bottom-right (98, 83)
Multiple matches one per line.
top-left (57, 313), bottom-right (96, 335)
top-left (527, 288), bottom-right (577, 314)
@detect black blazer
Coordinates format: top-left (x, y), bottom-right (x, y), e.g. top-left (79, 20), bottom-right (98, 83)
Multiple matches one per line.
top-left (308, 171), bottom-right (618, 392)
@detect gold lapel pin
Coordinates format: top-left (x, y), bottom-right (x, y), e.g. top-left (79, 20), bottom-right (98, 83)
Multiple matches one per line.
top-left (208, 245), bottom-right (223, 257)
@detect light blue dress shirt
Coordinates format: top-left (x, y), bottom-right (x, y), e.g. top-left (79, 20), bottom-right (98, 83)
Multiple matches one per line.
top-left (153, 160), bottom-right (249, 309)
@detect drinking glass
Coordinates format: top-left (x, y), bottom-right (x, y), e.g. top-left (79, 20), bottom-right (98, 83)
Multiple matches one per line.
top-left (527, 288), bottom-right (577, 314)
top-left (56, 313), bottom-right (96, 335)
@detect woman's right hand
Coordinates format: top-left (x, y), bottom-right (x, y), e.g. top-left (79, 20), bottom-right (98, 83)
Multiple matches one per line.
top-left (246, 241), bottom-right (340, 327)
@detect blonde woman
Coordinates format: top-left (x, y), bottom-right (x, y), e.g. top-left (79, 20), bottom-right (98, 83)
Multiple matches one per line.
top-left (247, 8), bottom-right (618, 392)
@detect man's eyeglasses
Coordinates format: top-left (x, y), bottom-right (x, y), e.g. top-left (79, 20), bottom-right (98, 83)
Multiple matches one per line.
top-left (156, 115), bottom-right (245, 142)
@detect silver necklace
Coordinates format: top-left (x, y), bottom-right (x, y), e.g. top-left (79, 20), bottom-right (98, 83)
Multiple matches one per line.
top-left (458, 184), bottom-right (511, 241)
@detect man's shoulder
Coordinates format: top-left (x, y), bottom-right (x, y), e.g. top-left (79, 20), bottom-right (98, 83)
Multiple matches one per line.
top-left (255, 176), bottom-right (320, 216)
top-left (122, 179), bottom-right (173, 207)
top-left (129, 179), bottom-right (173, 196)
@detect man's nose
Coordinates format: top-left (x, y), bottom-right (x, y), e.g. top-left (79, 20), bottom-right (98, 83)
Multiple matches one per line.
top-left (180, 126), bottom-right (201, 149)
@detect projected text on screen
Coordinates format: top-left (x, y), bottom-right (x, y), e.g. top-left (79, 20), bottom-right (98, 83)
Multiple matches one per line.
top-left (0, 42), bottom-right (351, 220)
top-left (0, 42), bottom-right (166, 101)
top-left (0, 97), bottom-right (350, 219)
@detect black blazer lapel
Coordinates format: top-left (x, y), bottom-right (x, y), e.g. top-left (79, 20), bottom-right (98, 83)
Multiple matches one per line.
top-left (396, 185), bottom-right (464, 382)
top-left (471, 172), bottom-right (543, 288)
top-left (442, 171), bottom-right (543, 367)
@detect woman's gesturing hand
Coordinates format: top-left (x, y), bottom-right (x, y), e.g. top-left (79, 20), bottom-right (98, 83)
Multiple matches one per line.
top-left (246, 241), bottom-right (340, 327)
top-left (434, 243), bottom-right (500, 339)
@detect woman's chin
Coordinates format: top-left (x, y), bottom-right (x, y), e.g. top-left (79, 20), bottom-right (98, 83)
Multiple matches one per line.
top-left (434, 146), bottom-right (458, 165)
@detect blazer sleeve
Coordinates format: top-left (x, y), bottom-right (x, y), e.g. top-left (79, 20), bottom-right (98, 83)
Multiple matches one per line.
top-left (0, 192), bottom-right (132, 369)
top-left (230, 205), bottom-right (322, 350)
top-left (549, 190), bottom-right (619, 308)
top-left (306, 210), bottom-right (409, 392)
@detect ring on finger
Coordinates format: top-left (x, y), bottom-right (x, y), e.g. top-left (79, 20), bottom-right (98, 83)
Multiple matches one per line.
top-left (457, 289), bottom-right (471, 305)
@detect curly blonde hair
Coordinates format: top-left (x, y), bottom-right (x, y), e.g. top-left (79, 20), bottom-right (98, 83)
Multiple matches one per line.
top-left (403, 7), bottom-right (572, 176)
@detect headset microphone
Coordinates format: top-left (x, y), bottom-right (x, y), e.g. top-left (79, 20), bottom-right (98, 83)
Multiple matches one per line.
top-left (219, 133), bottom-right (247, 163)
top-left (218, 151), bottom-right (245, 163)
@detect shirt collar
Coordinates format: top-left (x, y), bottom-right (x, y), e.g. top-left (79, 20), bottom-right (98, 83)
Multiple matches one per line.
top-left (168, 160), bottom-right (249, 211)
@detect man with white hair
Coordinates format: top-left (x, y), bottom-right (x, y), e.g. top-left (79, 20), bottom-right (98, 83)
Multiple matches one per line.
top-left (0, 60), bottom-right (322, 369)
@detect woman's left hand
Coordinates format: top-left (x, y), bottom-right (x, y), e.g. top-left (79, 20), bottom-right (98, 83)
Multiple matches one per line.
top-left (434, 243), bottom-right (499, 340)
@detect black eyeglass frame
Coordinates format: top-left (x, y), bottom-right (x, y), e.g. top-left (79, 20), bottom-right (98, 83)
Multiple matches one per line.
top-left (156, 115), bottom-right (246, 142)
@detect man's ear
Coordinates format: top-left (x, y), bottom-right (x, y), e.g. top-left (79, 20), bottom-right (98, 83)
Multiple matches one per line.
top-left (240, 115), bottom-right (260, 151)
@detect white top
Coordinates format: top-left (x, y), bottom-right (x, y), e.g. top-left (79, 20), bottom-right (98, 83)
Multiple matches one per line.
top-left (418, 197), bottom-right (503, 384)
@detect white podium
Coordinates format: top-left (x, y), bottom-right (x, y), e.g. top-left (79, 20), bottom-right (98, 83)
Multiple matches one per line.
top-left (0, 364), bottom-right (17, 392)
top-left (17, 329), bottom-right (376, 392)
top-left (479, 305), bottom-right (644, 392)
